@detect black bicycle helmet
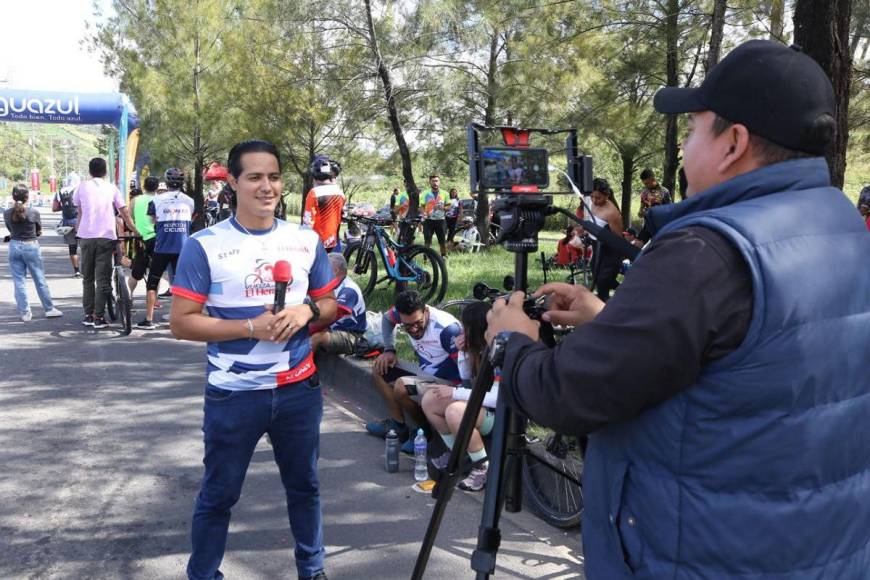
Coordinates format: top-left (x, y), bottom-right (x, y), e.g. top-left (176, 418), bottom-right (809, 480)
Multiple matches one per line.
top-left (164, 167), bottom-right (185, 189)
top-left (309, 155), bottom-right (341, 181)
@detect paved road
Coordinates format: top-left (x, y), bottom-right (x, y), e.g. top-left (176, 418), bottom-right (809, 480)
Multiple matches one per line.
top-left (0, 207), bottom-right (584, 579)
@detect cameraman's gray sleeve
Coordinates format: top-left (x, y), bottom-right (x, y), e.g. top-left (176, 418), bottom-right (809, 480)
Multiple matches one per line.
top-left (382, 312), bottom-right (397, 350)
top-left (499, 226), bottom-right (752, 436)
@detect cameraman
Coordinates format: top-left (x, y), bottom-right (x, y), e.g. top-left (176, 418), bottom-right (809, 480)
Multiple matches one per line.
top-left (486, 41), bottom-right (870, 579)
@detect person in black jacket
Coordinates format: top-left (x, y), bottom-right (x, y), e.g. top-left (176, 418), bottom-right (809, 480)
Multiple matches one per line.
top-left (485, 40), bottom-right (870, 579)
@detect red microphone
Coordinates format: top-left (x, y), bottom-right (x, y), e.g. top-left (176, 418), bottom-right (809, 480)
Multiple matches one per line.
top-left (272, 260), bottom-right (293, 313)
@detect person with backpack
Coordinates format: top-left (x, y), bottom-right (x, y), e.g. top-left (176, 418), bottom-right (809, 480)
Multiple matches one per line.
top-left (52, 175), bottom-right (81, 277)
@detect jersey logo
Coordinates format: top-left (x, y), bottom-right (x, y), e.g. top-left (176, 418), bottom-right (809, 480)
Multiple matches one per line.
top-left (244, 259), bottom-right (278, 297)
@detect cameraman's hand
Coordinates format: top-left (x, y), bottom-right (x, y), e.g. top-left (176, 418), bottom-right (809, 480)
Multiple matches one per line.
top-left (485, 292), bottom-right (540, 345)
top-left (373, 351), bottom-right (397, 375)
top-left (532, 282), bottom-right (604, 327)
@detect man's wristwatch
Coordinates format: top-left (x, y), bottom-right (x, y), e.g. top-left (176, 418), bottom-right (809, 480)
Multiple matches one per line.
top-left (304, 298), bottom-right (320, 323)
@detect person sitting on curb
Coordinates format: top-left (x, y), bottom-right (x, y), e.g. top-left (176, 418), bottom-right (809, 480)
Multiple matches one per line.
top-left (421, 301), bottom-right (495, 492)
top-left (366, 289), bottom-right (461, 453)
top-left (310, 253), bottom-right (367, 355)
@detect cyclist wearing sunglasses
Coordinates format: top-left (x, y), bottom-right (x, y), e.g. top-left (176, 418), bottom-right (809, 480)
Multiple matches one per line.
top-left (365, 290), bottom-right (462, 452)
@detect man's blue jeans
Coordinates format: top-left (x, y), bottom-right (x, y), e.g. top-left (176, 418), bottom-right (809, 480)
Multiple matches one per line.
top-left (187, 378), bottom-right (325, 580)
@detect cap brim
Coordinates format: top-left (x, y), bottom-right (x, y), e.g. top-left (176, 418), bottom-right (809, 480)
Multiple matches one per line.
top-left (654, 87), bottom-right (706, 114)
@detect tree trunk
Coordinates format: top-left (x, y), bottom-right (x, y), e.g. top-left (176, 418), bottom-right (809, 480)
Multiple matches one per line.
top-left (191, 23), bottom-right (206, 231)
top-left (662, 0), bottom-right (680, 197)
top-left (477, 28), bottom-right (501, 247)
top-left (620, 152), bottom-right (634, 228)
top-left (706, 0), bottom-right (728, 72)
top-left (363, 0), bottom-right (419, 228)
top-left (794, 0), bottom-right (853, 189)
top-left (770, 0), bottom-right (785, 41)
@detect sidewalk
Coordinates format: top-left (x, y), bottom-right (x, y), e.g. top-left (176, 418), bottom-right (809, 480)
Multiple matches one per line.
top-left (0, 207), bottom-right (584, 579)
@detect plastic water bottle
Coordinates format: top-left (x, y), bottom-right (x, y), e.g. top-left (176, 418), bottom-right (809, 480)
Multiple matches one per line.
top-left (385, 429), bottom-right (399, 473)
top-left (414, 428), bottom-right (428, 482)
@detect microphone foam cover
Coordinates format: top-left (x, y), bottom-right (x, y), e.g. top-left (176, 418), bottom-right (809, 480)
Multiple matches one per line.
top-left (273, 260), bottom-right (292, 283)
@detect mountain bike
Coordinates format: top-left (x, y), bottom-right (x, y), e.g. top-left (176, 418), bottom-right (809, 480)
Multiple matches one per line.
top-left (343, 216), bottom-right (448, 304)
top-left (104, 235), bottom-right (140, 336)
top-left (438, 295), bottom-right (584, 529)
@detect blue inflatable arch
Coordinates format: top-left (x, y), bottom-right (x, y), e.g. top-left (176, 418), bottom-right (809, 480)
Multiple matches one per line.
top-left (0, 89), bottom-right (139, 191)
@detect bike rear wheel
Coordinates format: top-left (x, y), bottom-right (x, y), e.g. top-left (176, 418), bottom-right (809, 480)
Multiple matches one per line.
top-left (115, 268), bottom-right (133, 335)
top-left (400, 245), bottom-right (447, 304)
top-left (521, 432), bottom-right (584, 529)
top-left (343, 242), bottom-right (378, 296)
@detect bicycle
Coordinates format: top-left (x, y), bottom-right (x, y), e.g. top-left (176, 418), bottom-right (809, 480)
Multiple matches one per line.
top-left (438, 295), bottom-right (584, 529)
top-left (104, 235), bottom-right (141, 336)
top-left (343, 215), bottom-right (448, 304)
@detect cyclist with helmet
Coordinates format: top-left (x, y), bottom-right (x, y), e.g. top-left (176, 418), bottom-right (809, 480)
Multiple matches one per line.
top-left (128, 176), bottom-right (159, 296)
top-left (138, 168), bottom-right (194, 329)
top-left (303, 155), bottom-right (345, 253)
top-left (52, 175), bottom-right (82, 277)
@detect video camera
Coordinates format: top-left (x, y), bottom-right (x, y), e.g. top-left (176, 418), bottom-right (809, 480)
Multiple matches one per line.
top-left (467, 123), bottom-right (593, 253)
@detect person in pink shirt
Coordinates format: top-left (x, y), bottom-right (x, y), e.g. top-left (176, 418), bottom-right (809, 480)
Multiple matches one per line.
top-left (73, 157), bottom-right (138, 328)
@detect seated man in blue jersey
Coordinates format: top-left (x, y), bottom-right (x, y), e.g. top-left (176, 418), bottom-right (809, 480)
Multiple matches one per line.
top-left (310, 253), bottom-right (367, 355)
top-left (366, 289), bottom-right (462, 453)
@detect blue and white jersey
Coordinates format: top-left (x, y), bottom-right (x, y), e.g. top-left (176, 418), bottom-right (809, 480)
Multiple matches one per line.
top-left (331, 277), bottom-right (366, 333)
top-left (386, 305), bottom-right (461, 383)
top-left (148, 190), bottom-right (194, 254)
top-left (172, 217), bottom-right (337, 391)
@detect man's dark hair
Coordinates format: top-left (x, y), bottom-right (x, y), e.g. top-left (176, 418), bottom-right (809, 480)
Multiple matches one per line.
top-left (395, 290), bottom-right (426, 316)
top-left (89, 157), bottom-right (108, 178)
top-left (227, 140), bottom-right (282, 179)
top-left (640, 168), bottom-right (655, 181)
top-left (143, 176), bottom-right (160, 192)
top-left (711, 114), bottom-right (828, 166)
top-left (429, 174), bottom-right (439, 180)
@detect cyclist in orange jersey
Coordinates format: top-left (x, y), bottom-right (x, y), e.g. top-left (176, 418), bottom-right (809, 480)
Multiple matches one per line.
top-left (303, 155), bottom-right (345, 252)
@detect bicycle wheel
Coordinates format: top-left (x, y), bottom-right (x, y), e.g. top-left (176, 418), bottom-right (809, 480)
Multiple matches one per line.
top-left (115, 268), bottom-right (133, 336)
top-left (400, 245), bottom-right (447, 304)
top-left (343, 242), bottom-right (378, 296)
top-left (105, 290), bottom-right (118, 322)
top-left (522, 432), bottom-right (584, 529)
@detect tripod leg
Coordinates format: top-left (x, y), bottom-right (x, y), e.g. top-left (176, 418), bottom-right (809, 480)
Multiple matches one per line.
top-left (412, 357), bottom-right (496, 580)
top-left (470, 395), bottom-right (526, 579)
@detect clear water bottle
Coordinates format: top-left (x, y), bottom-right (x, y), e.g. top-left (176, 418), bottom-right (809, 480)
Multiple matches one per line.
top-left (385, 429), bottom-right (399, 473)
top-left (413, 428), bottom-right (428, 482)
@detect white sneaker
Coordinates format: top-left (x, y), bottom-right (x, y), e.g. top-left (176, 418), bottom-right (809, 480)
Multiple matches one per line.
top-left (21, 311), bottom-right (33, 321)
top-left (45, 308), bottom-right (63, 318)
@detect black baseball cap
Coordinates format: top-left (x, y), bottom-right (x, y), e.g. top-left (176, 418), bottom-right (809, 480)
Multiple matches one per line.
top-left (654, 40), bottom-right (835, 155)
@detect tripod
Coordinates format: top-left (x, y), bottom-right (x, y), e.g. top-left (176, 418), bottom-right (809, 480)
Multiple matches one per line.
top-left (412, 248), bottom-right (554, 579)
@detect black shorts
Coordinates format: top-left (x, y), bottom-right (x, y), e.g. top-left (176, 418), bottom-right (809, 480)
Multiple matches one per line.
top-left (423, 219), bottom-right (446, 245)
top-left (381, 365), bottom-right (416, 384)
top-left (131, 237), bottom-right (156, 281)
top-left (146, 252), bottom-right (179, 291)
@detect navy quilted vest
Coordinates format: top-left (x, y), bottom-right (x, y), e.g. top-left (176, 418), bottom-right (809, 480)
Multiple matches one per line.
top-left (582, 158), bottom-right (870, 579)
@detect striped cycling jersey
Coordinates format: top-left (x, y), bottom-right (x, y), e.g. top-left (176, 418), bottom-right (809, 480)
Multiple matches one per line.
top-left (172, 217), bottom-right (337, 390)
top-left (148, 190), bottom-right (194, 254)
top-left (331, 277), bottom-right (366, 333)
top-left (386, 305), bottom-right (461, 383)
top-left (303, 183), bottom-right (345, 250)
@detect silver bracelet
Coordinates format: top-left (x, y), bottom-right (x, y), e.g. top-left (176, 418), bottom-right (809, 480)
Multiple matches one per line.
top-left (246, 318), bottom-right (254, 339)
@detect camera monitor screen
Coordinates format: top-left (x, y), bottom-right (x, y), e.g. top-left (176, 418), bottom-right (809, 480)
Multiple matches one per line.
top-left (480, 147), bottom-right (549, 190)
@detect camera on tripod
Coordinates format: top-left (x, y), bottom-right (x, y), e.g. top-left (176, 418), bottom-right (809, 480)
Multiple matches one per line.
top-left (467, 123), bottom-right (594, 254)
top-left (472, 281), bottom-right (547, 320)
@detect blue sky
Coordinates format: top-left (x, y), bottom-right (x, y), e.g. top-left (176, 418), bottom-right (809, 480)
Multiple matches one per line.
top-left (0, 0), bottom-right (116, 92)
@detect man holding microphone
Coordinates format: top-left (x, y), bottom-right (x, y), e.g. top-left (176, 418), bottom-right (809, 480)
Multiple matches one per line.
top-left (171, 140), bottom-right (337, 580)
top-left (486, 41), bottom-right (870, 579)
